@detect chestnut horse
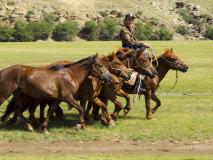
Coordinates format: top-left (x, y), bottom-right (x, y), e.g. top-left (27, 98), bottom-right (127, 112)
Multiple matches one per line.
top-left (120, 48), bottom-right (189, 119)
top-left (0, 54), bottom-right (113, 133)
top-left (84, 48), bottom-right (158, 121)
top-left (1, 52), bottom-right (131, 129)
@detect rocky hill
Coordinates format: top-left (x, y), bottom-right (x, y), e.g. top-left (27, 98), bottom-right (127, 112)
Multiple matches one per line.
top-left (0, 0), bottom-right (213, 40)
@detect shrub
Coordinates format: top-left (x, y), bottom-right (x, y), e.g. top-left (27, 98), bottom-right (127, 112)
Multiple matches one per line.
top-left (179, 9), bottom-right (193, 23)
top-left (0, 25), bottom-right (15, 42)
top-left (13, 20), bottom-right (34, 42)
top-left (43, 13), bottom-right (56, 25)
top-left (205, 26), bottom-right (213, 40)
top-left (135, 22), bottom-right (155, 40)
top-left (27, 10), bottom-right (35, 15)
top-left (191, 19), bottom-right (201, 26)
top-left (136, 11), bottom-right (143, 16)
top-left (28, 22), bottom-right (53, 40)
top-left (177, 25), bottom-right (188, 35)
top-left (155, 26), bottom-right (173, 40)
top-left (52, 21), bottom-right (78, 41)
top-left (150, 17), bottom-right (158, 26)
top-left (81, 20), bottom-right (99, 40)
top-left (98, 17), bottom-right (120, 40)
top-left (99, 11), bottom-right (107, 17)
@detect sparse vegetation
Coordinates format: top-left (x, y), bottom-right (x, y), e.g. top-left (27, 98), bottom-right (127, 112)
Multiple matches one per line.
top-left (177, 25), bottom-right (188, 35)
top-left (205, 26), bottom-right (213, 39)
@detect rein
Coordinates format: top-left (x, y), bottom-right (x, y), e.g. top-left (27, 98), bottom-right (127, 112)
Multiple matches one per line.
top-left (107, 58), bottom-right (127, 77)
top-left (159, 70), bottom-right (178, 92)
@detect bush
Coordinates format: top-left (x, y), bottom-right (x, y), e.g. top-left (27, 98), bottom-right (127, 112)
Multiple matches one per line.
top-left (154, 26), bottom-right (173, 40)
top-left (98, 17), bottom-right (120, 40)
top-left (179, 9), bottom-right (193, 23)
top-left (81, 20), bottom-right (99, 40)
top-left (27, 10), bottom-right (35, 15)
top-left (99, 11), bottom-right (107, 17)
top-left (177, 25), bottom-right (188, 35)
top-left (52, 21), bottom-right (78, 41)
top-left (14, 20), bottom-right (34, 42)
top-left (150, 17), bottom-right (158, 26)
top-left (191, 19), bottom-right (201, 26)
top-left (136, 11), bottom-right (143, 16)
top-left (205, 26), bottom-right (213, 40)
top-left (28, 22), bottom-right (53, 40)
top-left (43, 13), bottom-right (56, 25)
top-left (0, 25), bottom-right (15, 42)
top-left (135, 22), bottom-right (156, 40)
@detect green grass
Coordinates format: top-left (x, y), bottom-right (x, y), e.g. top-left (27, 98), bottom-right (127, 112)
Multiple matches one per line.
top-left (0, 40), bottom-right (212, 142)
top-left (0, 155), bottom-right (213, 160)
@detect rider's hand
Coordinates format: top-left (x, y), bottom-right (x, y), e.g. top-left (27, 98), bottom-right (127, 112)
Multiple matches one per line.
top-left (143, 43), bottom-right (150, 48)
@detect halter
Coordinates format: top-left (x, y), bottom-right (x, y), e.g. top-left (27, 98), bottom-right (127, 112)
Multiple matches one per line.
top-left (107, 58), bottom-right (127, 77)
top-left (92, 64), bottom-right (110, 80)
top-left (134, 51), bottom-right (153, 72)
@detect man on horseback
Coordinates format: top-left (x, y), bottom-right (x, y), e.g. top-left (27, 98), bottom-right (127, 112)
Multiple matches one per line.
top-left (120, 13), bottom-right (151, 92)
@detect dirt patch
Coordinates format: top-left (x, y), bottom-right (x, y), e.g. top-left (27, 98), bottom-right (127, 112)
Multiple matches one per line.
top-left (0, 140), bottom-right (213, 155)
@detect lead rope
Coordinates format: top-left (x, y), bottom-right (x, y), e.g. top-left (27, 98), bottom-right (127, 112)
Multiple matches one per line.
top-left (159, 70), bottom-right (178, 92)
top-left (133, 74), bottom-right (144, 104)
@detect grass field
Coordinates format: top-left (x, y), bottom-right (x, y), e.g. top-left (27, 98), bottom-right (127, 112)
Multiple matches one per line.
top-left (0, 41), bottom-right (212, 158)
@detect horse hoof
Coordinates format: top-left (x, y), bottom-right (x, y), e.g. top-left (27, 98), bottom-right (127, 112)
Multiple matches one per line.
top-left (44, 130), bottom-right (50, 134)
top-left (146, 117), bottom-right (155, 120)
top-left (76, 124), bottom-right (81, 131)
top-left (109, 123), bottom-right (115, 127)
top-left (24, 124), bottom-right (34, 131)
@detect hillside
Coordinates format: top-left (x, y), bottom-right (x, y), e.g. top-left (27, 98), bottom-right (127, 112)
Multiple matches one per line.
top-left (0, 0), bottom-right (213, 40)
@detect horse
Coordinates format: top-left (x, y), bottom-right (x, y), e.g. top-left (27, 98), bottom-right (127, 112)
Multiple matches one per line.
top-left (0, 54), bottom-right (113, 133)
top-left (119, 48), bottom-right (189, 119)
top-left (84, 47), bottom-right (158, 121)
top-left (1, 52), bottom-right (131, 130)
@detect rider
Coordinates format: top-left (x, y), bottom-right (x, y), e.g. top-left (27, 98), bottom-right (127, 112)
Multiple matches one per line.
top-left (120, 13), bottom-right (151, 92)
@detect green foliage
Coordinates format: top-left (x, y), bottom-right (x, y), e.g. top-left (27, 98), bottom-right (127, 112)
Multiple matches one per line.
top-left (136, 10), bottom-right (143, 16)
top-left (201, 14), bottom-right (210, 21)
top-left (99, 11), bottom-right (107, 17)
top-left (154, 26), bottom-right (173, 40)
top-left (52, 21), bottom-right (78, 41)
top-left (27, 10), bottom-right (35, 15)
top-left (179, 9), bottom-right (193, 23)
top-left (28, 22), bottom-right (53, 40)
top-left (177, 25), bottom-right (188, 35)
top-left (13, 20), bottom-right (34, 42)
top-left (150, 17), bottom-right (158, 26)
top-left (98, 17), bottom-right (120, 40)
top-left (43, 12), bottom-right (56, 25)
top-left (205, 26), bottom-right (213, 39)
top-left (135, 22), bottom-right (172, 40)
top-left (81, 20), bottom-right (99, 40)
top-left (0, 25), bottom-right (15, 42)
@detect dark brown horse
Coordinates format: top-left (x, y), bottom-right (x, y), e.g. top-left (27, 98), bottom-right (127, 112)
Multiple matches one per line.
top-left (120, 48), bottom-right (189, 119)
top-left (1, 52), bottom-right (131, 129)
top-left (0, 54), bottom-right (113, 133)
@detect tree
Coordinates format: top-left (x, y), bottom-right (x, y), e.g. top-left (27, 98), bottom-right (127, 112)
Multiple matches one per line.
top-left (0, 25), bottom-right (15, 42)
top-left (52, 21), bottom-right (78, 41)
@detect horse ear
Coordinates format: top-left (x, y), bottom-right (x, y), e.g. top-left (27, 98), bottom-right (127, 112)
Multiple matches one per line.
top-left (95, 53), bottom-right (99, 59)
top-left (112, 52), bottom-right (116, 58)
top-left (171, 48), bottom-right (173, 52)
top-left (139, 48), bottom-right (143, 55)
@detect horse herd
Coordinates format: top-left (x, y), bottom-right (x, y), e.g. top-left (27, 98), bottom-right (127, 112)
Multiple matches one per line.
top-left (0, 47), bottom-right (188, 134)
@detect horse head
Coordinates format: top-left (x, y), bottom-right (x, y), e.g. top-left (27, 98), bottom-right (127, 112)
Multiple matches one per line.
top-left (161, 48), bottom-right (188, 73)
top-left (103, 52), bottom-right (131, 81)
top-left (90, 53), bottom-right (113, 84)
top-left (116, 48), bottom-right (157, 79)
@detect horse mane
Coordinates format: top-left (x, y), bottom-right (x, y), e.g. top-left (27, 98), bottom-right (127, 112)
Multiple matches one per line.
top-left (48, 55), bottom-right (96, 71)
top-left (116, 47), bottom-right (135, 60)
top-left (151, 48), bottom-right (173, 62)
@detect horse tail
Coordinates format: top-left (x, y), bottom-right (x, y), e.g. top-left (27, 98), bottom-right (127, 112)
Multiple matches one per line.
top-left (1, 97), bottom-right (15, 122)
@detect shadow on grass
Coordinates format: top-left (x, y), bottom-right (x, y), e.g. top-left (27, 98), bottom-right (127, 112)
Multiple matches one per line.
top-left (0, 113), bottom-right (99, 132)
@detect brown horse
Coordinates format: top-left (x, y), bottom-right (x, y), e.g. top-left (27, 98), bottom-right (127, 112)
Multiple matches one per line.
top-left (84, 47), bottom-right (158, 121)
top-left (0, 54), bottom-right (113, 133)
top-left (1, 52), bottom-right (131, 129)
top-left (120, 48), bottom-right (189, 119)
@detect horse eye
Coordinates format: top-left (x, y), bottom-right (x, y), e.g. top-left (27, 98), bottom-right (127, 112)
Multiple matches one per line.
top-left (142, 59), bottom-right (146, 63)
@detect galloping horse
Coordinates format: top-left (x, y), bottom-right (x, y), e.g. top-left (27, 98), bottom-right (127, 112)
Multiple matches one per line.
top-left (85, 48), bottom-right (158, 121)
top-left (0, 54), bottom-right (113, 133)
top-left (2, 52), bottom-right (131, 129)
top-left (120, 48), bottom-right (189, 119)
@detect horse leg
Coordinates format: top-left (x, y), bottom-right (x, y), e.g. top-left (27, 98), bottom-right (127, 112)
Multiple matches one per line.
top-left (150, 92), bottom-right (161, 115)
top-left (91, 97), bottom-right (115, 126)
top-left (15, 109), bottom-right (34, 131)
top-left (80, 98), bottom-right (89, 121)
top-left (116, 89), bottom-right (131, 116)
top-left (28, 100), bottom-right (41, 128)
top-left (109, 96), bottom-right (123, 120)
top-left (40, 101), bottom-right (60, 134)
top-left (55, 105), bottom-right (63, 120)
top-left (144, 91), bottom-right (155, 120)
top-left (39, 101), bottom-right (47, 123)
top-left (84, 101), bottom-right (93, 121)
top-left (7, 113), bottom-right (18, 125)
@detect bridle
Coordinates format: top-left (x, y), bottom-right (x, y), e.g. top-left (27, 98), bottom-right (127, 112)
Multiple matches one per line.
top-left (91, 64), bottom-right (110, 80)
top-left (107, 58), bottom-right (127, 77)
